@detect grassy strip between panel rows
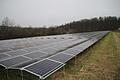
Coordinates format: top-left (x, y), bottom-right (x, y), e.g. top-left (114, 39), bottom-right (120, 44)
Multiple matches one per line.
top-left (46, 32), bottom-right (120, 80)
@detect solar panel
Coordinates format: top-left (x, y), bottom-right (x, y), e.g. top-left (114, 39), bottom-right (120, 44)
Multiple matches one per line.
top-left (51, 45), bottom-right (65, 50)
top-left (0, 49), bottom-right (11, 53)
top-left (0, 54), bottom-right (10, 61)
top-left (24, 59), bottom-right (64, 79)
top-left (40, 48), bottom-right (58, 55)
top-left (37, 45), bottom-right (50, 50)
top-left (71, 45), bottom-right (86, 51)
top-left (11, 59), bottom-right (40, 69)
top-left (72, 40), bottom-right (94, 51)
top-left (82, 40), bottom-right (96, 47)
top-left (52, 42), bottom-right (73, 50)
top-left (23, 47), bottom-right (40, 53)
top-left (6, 49), bottom-right (28, 56)
top-left (24, 51), bottom-right (48, 59)
top-left (49, 53), bottom-right (74, 63)
top-left (62, 48), bottom-right (81, 55)
top-left (0, 56), bottom-right (31, 68)
top-left (10, 46), bottom-right (24, 50)
top-left (51, 38), bottom-right (87, 51)
top-left (0, 31), bottom-right (109, 79)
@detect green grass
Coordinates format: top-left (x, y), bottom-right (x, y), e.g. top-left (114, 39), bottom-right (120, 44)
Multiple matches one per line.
top-left (47, 32), bottom-right (120, 80)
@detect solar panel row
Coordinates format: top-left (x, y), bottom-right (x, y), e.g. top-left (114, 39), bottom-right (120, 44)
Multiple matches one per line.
top-left (0, 38), bottom-right (77, 62)
top-left (0, 37), bottom-right (87, 63)
top-left (21, 31), bottom-right (109, 79)
top-left (0, 31), bottom-right (109, 80)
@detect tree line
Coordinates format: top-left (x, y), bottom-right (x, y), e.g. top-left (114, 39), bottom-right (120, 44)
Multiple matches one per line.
top-left (0, 16), bottom-right (120, 40)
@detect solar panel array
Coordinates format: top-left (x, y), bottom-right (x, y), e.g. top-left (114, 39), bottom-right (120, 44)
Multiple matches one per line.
top-left (0, 31), bottom-right (109, 80)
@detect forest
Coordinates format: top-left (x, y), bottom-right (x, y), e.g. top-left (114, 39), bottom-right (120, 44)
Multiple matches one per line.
top-left (0, 16), bottom-right (120, 40)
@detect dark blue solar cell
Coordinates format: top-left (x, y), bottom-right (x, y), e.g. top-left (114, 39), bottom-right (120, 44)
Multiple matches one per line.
top-left (49, 53), bottom-right (74, 63)
top-left (0, 56), bottom-right (30, 68)
top-left (40, 48), bottom-right (58, 54)
top-left (25, 59), bottom-right (64, 78)
top-left (7, 49), bottom-right (28, 56)
top-left (23, 47), bottom-right (40, 53)
top-left (24, 51), bottom-right (48, 59)
top-left (0, 54), bottom-right (10, 60)
top-left (11, 59), bottom-right (42, 69)
top-left (62, 48), bottom-right (80, 55)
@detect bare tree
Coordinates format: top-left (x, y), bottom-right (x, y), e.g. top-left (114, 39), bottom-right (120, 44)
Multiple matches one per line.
top-left (2, 17), bottom-right (9, 26)
top-left (2, 17), bottom-right (14, 26)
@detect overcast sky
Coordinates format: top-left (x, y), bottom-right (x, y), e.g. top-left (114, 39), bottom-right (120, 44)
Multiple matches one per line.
top-left (0, 0), bottom-right (120, 27)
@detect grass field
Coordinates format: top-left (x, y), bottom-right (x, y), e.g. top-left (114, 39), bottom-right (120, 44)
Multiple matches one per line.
top-left (46, 32), bottom-right (120, 80)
